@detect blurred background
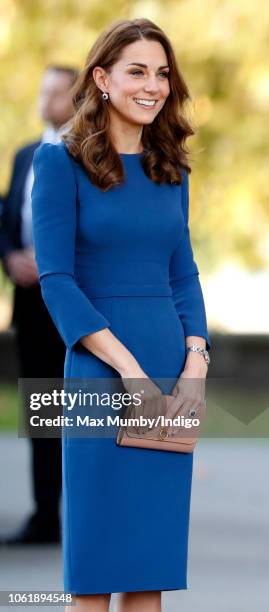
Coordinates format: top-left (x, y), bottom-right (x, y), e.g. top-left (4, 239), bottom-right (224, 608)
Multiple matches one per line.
top-left (0, 1), bottom-right (268, 611)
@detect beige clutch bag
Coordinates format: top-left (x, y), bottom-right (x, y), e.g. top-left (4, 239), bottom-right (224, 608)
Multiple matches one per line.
top-left (116, 376), bottom-right (206, 453)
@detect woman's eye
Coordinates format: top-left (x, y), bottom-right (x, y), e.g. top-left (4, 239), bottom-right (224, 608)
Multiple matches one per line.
top-left (129, 69), bottom-right (169, 78)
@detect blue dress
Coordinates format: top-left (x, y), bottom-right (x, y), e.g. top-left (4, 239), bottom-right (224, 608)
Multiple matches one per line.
top-left (31, 141), bottom-right (211, 595)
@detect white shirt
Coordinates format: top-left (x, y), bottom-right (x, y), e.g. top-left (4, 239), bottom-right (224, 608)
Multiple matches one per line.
top-left (21, 125), bottom-right (66, 248)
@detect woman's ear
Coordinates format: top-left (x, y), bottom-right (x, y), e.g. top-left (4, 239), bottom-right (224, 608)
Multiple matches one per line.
top-left (92, 66), bottom-right (109, 94)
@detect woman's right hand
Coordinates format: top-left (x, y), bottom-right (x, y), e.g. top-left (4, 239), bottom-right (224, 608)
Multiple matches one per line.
top-left (120, 360), bottom-right (148, 380)
top-left (120, 359), bottom-right (163, 406)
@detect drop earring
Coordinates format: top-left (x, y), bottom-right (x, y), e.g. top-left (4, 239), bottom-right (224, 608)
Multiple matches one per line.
top-left (102, 92), bottom-right (109, 100)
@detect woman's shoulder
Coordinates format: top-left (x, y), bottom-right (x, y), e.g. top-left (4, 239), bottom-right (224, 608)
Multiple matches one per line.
top-left (32, 140), bottom-right (77, 182)
top-left (33, 140), bottom-right (71, 165)
top-left (32, 140), bottom-right (78, 196)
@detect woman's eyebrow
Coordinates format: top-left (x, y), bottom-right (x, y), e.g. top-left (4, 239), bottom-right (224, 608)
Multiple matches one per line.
top-left (126, 62), bottom-right (169, 70)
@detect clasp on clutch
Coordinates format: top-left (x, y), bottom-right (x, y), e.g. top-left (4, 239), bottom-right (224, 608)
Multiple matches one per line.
top-left (159, 427), bottom-right (168, 440)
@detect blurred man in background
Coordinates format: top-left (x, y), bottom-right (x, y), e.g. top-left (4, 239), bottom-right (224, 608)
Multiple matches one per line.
top-left (0, 65), bottom-right (78, 544)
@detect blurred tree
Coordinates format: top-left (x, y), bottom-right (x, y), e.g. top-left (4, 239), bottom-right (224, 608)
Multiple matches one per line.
top-left (0, 0), bottom-right (268, 279)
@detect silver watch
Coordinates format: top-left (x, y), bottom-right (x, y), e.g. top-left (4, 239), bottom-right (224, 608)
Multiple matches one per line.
top-left (186, 344), bottom-right (210, 365)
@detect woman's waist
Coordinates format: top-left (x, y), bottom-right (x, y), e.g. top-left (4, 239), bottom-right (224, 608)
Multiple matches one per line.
top-left (74, 260), bottom-right (172, 297)
top-left (76, 282), bottom-right (173, 298)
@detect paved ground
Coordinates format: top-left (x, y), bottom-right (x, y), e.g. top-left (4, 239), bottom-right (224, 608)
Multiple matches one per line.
top-left (0, 434), bottom-right (268, 611)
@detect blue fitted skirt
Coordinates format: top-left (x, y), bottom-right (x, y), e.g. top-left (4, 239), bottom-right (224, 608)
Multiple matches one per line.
top-left (61, 295), bottom-right (193, 595)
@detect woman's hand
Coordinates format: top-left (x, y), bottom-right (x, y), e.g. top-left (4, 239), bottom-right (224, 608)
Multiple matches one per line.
top-left (119, 360), bottom-right (148, 380)
top-left (168, 350), bottom-right (208, 421)
top-left (119, 359), bottom-right (164, 417)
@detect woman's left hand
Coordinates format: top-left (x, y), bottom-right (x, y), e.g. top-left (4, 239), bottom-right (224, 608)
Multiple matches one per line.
top-left (166, 351), bottom-right (208, 421)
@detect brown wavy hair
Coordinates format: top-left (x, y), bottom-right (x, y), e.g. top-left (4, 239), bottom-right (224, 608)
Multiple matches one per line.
top-left (62, 18), bottom-right (195, 191)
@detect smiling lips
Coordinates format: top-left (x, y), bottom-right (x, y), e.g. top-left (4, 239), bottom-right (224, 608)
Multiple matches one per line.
top-left (133, 98), bottom-right (159, 108)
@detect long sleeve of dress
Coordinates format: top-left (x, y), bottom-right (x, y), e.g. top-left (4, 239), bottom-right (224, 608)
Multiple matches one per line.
top-left (31, 142), bottom-right (111, 350)
top-left (169, 169), bottom-right (211, 351)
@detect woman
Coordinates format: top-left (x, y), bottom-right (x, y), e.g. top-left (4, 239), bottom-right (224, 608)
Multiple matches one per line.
top-left (31, 18), bottom-right (211, 612)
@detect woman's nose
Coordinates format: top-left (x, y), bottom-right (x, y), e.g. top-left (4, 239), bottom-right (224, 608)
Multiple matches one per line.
top-left (143, 76), bottom-right (159, 94)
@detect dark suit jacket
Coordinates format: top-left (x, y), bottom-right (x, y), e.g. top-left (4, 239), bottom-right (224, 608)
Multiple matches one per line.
top-left (0, 139), bottom-right (42, 326)
top-left (0, 140), bottom-right (41, 258)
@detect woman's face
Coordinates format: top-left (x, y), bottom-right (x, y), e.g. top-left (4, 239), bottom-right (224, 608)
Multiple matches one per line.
top-left (94, 39), bottom-right (170, 126)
